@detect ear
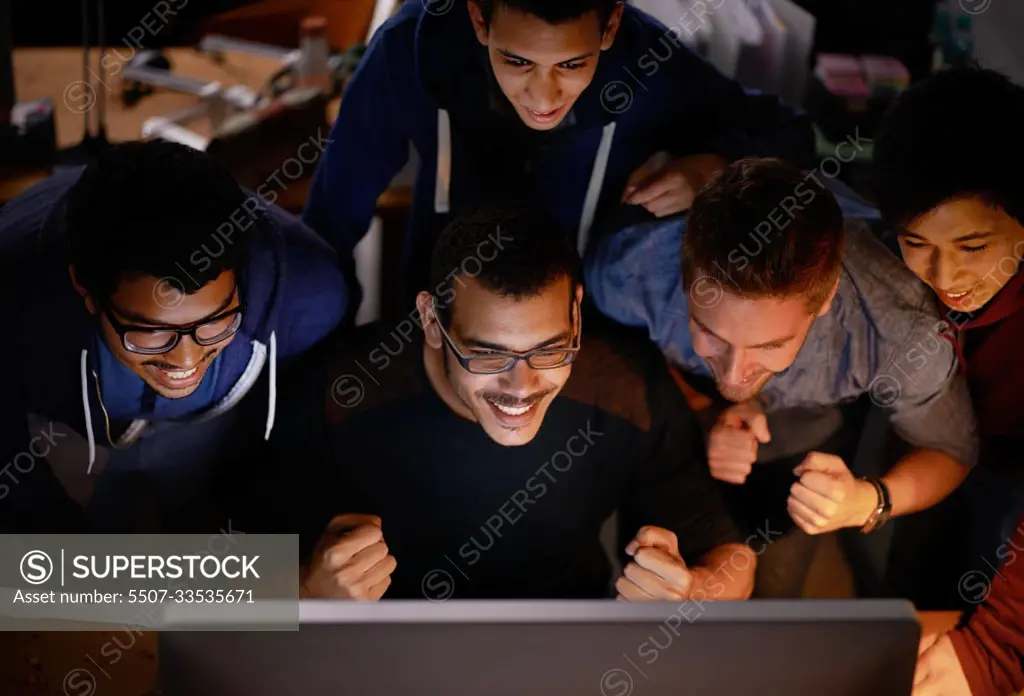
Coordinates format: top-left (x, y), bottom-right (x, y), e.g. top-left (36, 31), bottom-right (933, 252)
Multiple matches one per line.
top-left (600, 2), bottom-right (624, 50)
top-left (573, 283), bottom-right (584, 328)
top-left (467, 0), bottom-right (490, 46)
top-left (69, 265), bottom-right (98, 315)
top-left (817, 276), bottom-right (841, 318)
top-left (416, 291), bottom-right (444, 349)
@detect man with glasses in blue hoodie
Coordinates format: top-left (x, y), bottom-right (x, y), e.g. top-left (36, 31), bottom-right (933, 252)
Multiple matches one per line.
top-left (304, 0), bottom-right (816, 303)
top-left (0, 140), bottom-right (349, 533)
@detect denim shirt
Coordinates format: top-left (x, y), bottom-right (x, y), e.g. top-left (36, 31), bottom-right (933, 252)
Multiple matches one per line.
top-left (585, 194), bottom-right (978, 468)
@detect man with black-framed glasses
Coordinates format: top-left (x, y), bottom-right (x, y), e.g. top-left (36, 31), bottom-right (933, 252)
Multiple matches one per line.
top-left (0, 140), bottom-right (349, 533)
top-left (259, 204), bottom-right (754, 601)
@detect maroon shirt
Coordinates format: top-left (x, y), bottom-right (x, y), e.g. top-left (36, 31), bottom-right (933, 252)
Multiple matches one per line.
top-left (950, 509), bottom-right (1024, 695)
top-left (945, 269), bottom-right (1024, 483)
top-left (943, 268), bottom-right (1024, 693)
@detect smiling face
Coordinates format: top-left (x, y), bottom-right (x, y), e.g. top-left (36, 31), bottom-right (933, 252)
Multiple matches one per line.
top-left (75, 269), bottom-right (242, 399)
top-left (688, 288), bottom-right (832, 402)
top-left (898, 196), bottom-right (1024, 313)
top-left (467, 1), bottom-right (621, 130)
top-left (419, 275), bottom-right (582, 446)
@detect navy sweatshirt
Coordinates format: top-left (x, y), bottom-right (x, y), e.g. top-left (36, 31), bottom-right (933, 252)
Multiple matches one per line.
top-left (247, 321), bottom-right (743, 599)
top-left (0, 169), bottom-right (349, 531)
top-left (303, 1), bottom-right (816, 295)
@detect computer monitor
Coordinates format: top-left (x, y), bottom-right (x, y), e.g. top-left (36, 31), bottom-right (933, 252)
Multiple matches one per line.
top-left (158, 599), bottom-right (921, 696)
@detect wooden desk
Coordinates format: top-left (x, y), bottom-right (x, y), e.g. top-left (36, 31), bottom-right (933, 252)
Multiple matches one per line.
top-left (13, 48), bottom-right (285, 150)
top-left (2, 48), bottom-right (274, 203)
top-left (3, 47), bottom-right (411, 213)
top-left (0, 609), bottom-right (962, 696)
top-left (919, 610), bottom-right (960, 637)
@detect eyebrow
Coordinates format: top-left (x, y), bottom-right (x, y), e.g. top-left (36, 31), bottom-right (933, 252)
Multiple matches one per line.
top-left (691, 315), bottom-right (796, 349)
top-left (113, 287), bottom-right (237, 326)
top-left (462, 331), bottom-right (571, 353)
top-left (899, 230), bottom-right (994, 244)
top-left (497, 49), bottom-right (595, 64)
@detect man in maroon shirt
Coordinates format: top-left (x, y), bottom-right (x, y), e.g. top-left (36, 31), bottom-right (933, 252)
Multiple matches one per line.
top-left (874, 66), bottom-right (1024, 607)
top-left (913, 509), bottom-right (1024, 695)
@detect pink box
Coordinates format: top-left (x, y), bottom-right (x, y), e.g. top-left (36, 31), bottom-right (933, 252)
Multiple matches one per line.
top-left (860, 55), bottom-right (911, 90)
top-left (816, 53), bottom-right (863, 77)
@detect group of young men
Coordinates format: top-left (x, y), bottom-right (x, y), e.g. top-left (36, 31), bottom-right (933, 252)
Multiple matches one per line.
top-left (1, 0), bottom-right (1021, 694)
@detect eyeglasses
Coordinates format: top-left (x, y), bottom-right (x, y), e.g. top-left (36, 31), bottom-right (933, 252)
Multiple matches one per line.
top-left (432, 299), bottom-right (582, 375)
top-left (103, 303), bottom-right (245, 355)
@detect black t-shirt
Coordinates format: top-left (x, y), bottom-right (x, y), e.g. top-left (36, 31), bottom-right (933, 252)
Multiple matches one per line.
top-left (267, 322), bottom-right (741, 599)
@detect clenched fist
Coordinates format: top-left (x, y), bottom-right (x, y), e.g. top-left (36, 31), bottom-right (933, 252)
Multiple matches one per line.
top-left (707, 401), bottom-right (771, 484)
top-left (615, 526), bottom-right (695, 601)
top-left (301, 514), bottom-right (397, 600)
top-left (788, 453), bottom-right (876, 534)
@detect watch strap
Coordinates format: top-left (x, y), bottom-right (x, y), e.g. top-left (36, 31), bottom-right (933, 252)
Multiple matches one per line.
top-left (860, 477), bottom-right (892, 534)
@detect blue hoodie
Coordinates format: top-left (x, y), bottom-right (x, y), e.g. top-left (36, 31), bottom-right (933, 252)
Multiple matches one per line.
top-left (303, 1), bottom-right (815, 293)
top-left (0, 168), bottom-right (349, 530)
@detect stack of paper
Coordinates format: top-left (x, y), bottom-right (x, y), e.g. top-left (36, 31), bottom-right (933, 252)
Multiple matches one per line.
top-left (707, 0), bottom-right (764, 80)
top-left (766, 0), bottom-right (816, 106)
top-left (624, 0), bottom-right (818, 104)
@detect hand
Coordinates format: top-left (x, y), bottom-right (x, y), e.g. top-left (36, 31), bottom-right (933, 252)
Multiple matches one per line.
top-left (301, 514), bottom-right (397, 600)
top-left (707, 400), bottom-right (771, 485)
top-left (913, 633), bottom-right (972, 696)
top-left (622, 153), bottom-right (727, 217)
top-left (787, 453), bottom-right (877, 534)
top-left (615, 526), bottom-right (699, 601)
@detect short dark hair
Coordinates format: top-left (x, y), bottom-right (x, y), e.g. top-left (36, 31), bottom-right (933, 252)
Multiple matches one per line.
top-left (682, 158), bottom-right (845, 312)
top-left (429, 203), bottom-right (582, 328)
top-left (67, 139), bottom-right (254, 303)
top-left (874, 66), bottom-right (1024, 228)
top-left (474, 0), bottom-right (620, 27)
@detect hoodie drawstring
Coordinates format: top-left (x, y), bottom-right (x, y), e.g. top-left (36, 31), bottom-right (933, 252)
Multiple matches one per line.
top-left (433, 109), bottom-right (615, 256)
top-left (264, 331), bottom-right (277, 440)
top-left (79, 334), bottom-right (277, 472)
top-left (435, 109), bottom-right (452, 214)
top-left (577, 121), bottom-right (617, 256)
top-left (80, 349), bottom-right (97, 474)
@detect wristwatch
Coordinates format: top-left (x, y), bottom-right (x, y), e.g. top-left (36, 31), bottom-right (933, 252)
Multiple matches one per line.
top-left (859, 477), bottom-right (892, 534)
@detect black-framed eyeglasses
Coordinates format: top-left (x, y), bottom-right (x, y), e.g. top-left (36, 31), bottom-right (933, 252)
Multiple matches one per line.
top-left (103, 303), bottom-right (245, 355)
top-left (432, 299), bottom-right (582, 375)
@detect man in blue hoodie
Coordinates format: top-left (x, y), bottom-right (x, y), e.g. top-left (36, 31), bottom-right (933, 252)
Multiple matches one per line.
top-left (0, 140), bottom-right (349, 533)
top-left (304, 0), bottom-right (815, 302)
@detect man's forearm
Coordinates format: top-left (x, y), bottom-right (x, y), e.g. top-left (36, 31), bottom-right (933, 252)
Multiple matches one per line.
top-left (866, 449), bottom-right (970, 520)
top-left (691, 543), bottom-right (756, 600)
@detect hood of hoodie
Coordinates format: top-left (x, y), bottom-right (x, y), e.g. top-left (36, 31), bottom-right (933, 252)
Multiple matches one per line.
top-left (405, 3), bottom-right (671, 252)
top-left (935, 262), bottom-right (1024, 444)
top-left (412, 3), bottom-right (652, 131)
top-left (955, 265), bottom-right (1024, 331)
top-left (11, 168), bottom-right (290, 466)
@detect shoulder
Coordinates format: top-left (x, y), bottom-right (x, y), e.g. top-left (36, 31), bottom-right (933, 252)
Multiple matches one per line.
top-left (585, 216), bottom-right (686, 338)
top-left (586, 216), bottom-right (683, 299)
top-left (838, 220), bottom-right (955, 385)
top-left (258, 203), bottom-right (349, 348)
top-left (262, 201), bottom-right (341, 271)
top-left (350, 0), bottom-right (421, 86)
top-left (0, 168), bottom-right (81, 256)
top-left (840, 220), bottom-right (945, 338)
top-left (373, 0), bottom-right (423, 44)
top-left (560, 322), bottom-right (679, 433)
top-left (841, 219), bottom-right (933, 312)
